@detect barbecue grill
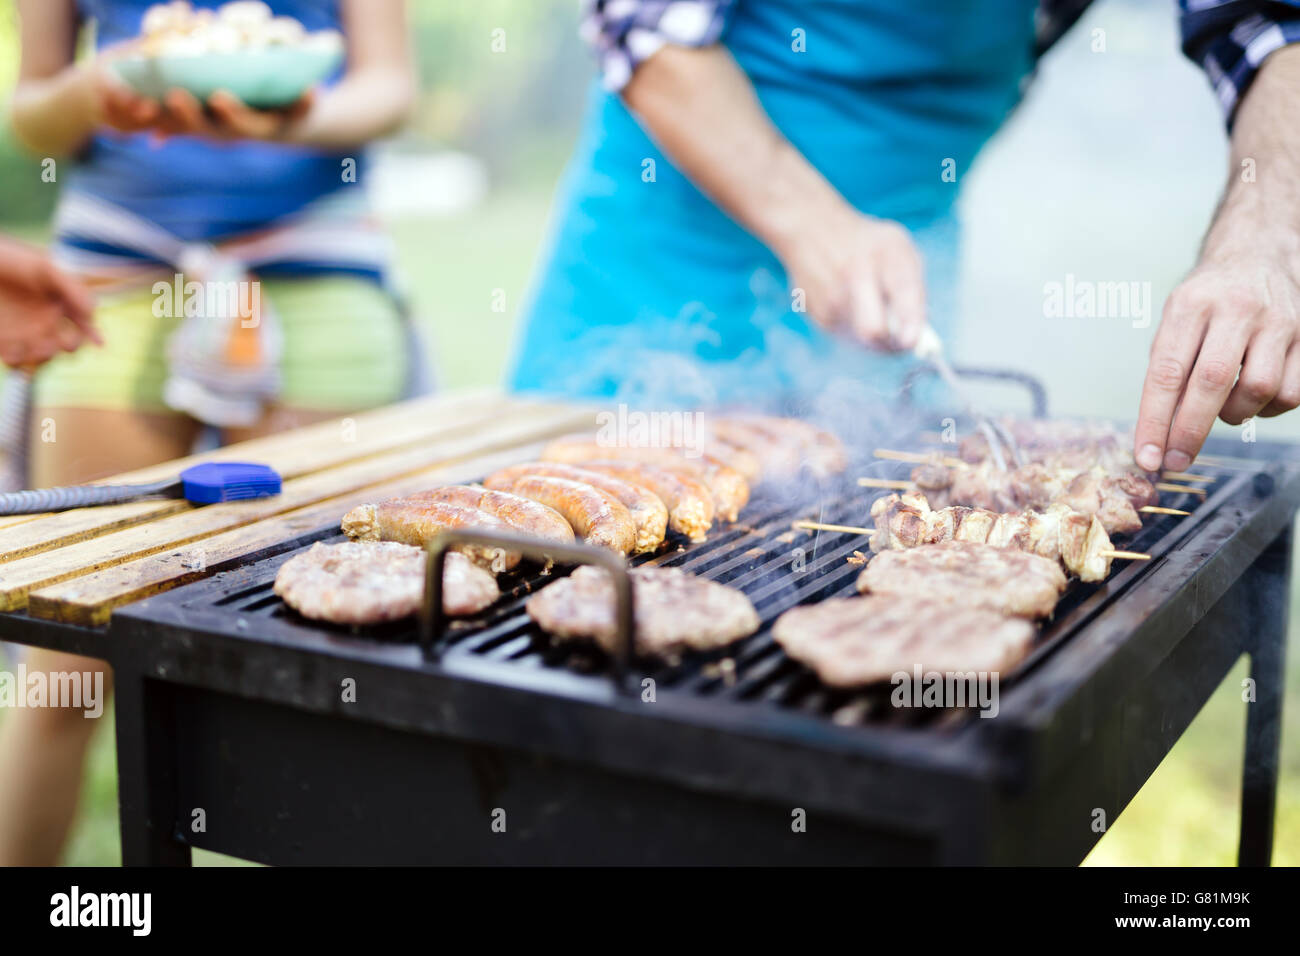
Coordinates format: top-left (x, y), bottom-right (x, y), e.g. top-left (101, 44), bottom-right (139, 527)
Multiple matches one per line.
top-left (1, 388), bottom-right (1294, 865)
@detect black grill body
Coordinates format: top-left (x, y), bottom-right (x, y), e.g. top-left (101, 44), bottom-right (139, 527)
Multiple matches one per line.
top-left (71, 434), bottom-right (1299, 865)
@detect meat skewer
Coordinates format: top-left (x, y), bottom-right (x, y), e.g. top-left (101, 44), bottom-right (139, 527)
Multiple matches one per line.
top-left (877, 445), bottom-right (1215, 483)
top-left (792, 517), bottom-right (1151, 565)
top-left (860, 459), bottom-right (1190, 533)
top-left (857, 476), bottom-right (1186, 514)
top-left (909, 459), bottom-right (1154, 534)
top-left (867, 491), bottom-right (1117, 582)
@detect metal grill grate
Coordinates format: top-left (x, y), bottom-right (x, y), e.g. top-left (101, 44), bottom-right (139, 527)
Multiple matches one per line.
top-left (168, 456), bottom-right (1248, 729)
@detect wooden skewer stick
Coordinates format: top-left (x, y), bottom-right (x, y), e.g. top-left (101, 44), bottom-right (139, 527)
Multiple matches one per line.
top-left (857, 477), bottom-right (913, 490)
top-left (873, 448), bottom-right (967, 468)
top-left (1161, 471), bottom-right (1215, 483)
top-left (1155, 482), bottom-right (1208, 497)
top-left (1099, 549), bottom-right (1151, 561)
top-left (793, 520), bottom-right (873, 535)
top-left (1190, 454), bottom-right (1254, 469)
top-left (1140, 505), bottom-right (1190, 516)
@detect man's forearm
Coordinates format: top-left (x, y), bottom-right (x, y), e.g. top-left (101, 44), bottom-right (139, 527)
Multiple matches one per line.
top-left (622, 45), bottom-right (856, 257)
top-left (619, 43), bottom-right (928, 350)
top-left (1202, 45), bottom-right (1300, 262)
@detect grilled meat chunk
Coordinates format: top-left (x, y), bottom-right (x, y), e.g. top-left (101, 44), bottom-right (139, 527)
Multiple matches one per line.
top-left (857, 540), bottom-right (1067, 619)
top-left (526, 565), bottom-right (760, 659)
top-left (773, 595), bottom-right (1037, 688)
top-left (274, 541), bottom-right (499, 625)
top-left (483, 462), bottom-right (668, 554)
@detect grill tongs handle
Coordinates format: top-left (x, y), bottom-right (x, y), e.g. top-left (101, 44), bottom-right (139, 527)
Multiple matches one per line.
top-left (420, 529), bottom-right (638, 694)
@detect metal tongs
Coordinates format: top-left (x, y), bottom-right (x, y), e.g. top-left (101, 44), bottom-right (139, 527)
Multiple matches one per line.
top-left (912, 325), bottom-right (1023, 471)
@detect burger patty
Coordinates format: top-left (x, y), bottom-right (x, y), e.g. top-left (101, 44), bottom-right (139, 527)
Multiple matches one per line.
top-left (526, 565), bottom-right (760, 659)
top-left (773, 595), bottom-right (1038, 688)
top-left (856, 540), bottom-right (1066, 619)
top-left (273, 541), bottom-right (499, 625)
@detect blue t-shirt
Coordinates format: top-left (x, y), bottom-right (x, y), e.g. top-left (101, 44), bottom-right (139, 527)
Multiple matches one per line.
top-left (68, 0), bottom-right (362, 242)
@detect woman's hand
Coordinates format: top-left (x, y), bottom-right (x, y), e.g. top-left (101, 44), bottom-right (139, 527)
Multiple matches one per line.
top-left (87, 58), bottom-right (314, 143)
top-left (777, 208), bottom-right (927, 351)
top-left (149, 87), bottom-right (314, 142)
top-left (0, 238), bottom-right (100, 370)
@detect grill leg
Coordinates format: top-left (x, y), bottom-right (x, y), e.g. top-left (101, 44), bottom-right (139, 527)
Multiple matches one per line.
top-left (114, 667), bottom-right (190, 867)
top-left (1238, 525), bottom-right (1291, 867)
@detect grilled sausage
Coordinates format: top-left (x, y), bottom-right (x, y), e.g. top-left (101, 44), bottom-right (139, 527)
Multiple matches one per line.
top-left (506, 475), bottom-right (637, 555)
top-left (706, 439), bottom-right (763, 485)
top-left (685, 455), bottom-right (749, 522)
top-left (401, 486), bottom-right (576, 546)
top-left (714, 414), bottom-right (847, 478)
top-left (539, 438), bottom-right (740, 525)
top-left (706, 419), bottom-right (799, 478)
top-left (340, 499), bottom-right (520, 571)
top-left (571, 461), bottom-right (715, 542)
top-left (483, 463), bottom-right (668, 554)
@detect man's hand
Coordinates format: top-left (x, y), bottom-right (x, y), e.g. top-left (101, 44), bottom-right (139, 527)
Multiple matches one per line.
top-left (0, 238), bottom-right (99, 370)
top-left (1136, 243), bottom-right (1300, 472)
top-left (1135, 45), bottom-right (1300, 472)
top-left (624, 45), bottom-right (927, 352)
top-left (779, 209), bottom-right (927, 351)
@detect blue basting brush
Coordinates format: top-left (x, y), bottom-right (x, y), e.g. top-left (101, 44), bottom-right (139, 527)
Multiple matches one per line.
top-left (0, 462), bottom-right (282, 516)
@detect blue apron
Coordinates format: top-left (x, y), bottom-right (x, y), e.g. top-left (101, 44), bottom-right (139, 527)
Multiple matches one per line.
top-left (508, 0), bottom-right (1038, 406)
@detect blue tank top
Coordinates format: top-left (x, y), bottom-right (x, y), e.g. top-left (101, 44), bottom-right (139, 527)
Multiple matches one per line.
top-left (68, 0), bottom-right (360, 242)
top-left (508, 0), bottom-right (1038, 404)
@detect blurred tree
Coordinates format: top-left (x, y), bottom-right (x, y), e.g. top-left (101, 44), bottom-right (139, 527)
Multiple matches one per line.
top-left (406, 0), bottom-right (588, 186)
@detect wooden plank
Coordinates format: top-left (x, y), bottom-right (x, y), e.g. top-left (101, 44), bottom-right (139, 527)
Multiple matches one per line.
top-left (0, 388), bottom-right (508, 533)
top-left (0, 404), bottom-right (595, 611)
top-left (0, 393), bottom-right (565, 562)
top-left (28, 443), bottom-right (554, 626)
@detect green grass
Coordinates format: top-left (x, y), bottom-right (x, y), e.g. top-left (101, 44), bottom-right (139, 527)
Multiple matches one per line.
top-left (1, 185), bottom-right (1297, 866)
top-left (389, 186), bottom-right (560, 390)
